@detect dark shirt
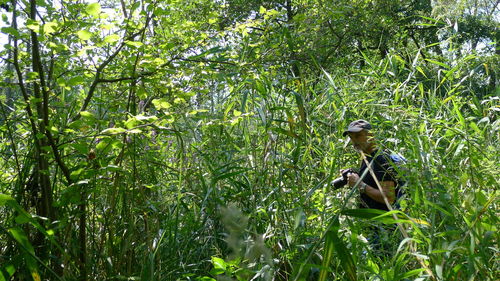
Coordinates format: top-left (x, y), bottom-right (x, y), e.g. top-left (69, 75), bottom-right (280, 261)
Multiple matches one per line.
top-left (358, 150), bottom-right (399, 211)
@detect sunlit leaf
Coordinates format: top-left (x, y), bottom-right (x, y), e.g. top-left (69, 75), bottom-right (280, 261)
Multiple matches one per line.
top-left (135, 115), bottom-right (158, 122)
top-left (77, 30), bottom-right (92, 41)
top-left (86, 3), bottom-right (101, 17)
top-left (125, 117), bottom-right (139, 129)
top-left (43, 22), bottom-right (58, 35)
top-left (0, 193), bottom-right (15, 206)
top-left (152, 98), bottom-right (171, 110)
top-left (425, 59), bottom-right (450, 69)
top-left (125, 41), bottom-right (144, 48)
top-left (104, 34), bottom-right (120, 43)
top-left (26, 19), bottom-right (40, 32)
top-left (101, 128), bottom-right (127, 134)
top-left (210, 256), bottom-right (226, 275)
top-left (80, 111), bottom-right (95, 119)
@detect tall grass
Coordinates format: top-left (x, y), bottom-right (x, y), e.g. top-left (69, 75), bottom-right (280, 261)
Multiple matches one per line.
top-left (1, 41), bottom-right (498, 281)
top-left (175, 49), bottom-right (499, 280)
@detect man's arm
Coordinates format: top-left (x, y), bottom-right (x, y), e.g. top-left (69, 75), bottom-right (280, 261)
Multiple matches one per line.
top-left (361, 180), bottom-right (396, 204)
top-left (347, 173), bottom-right (396, 204)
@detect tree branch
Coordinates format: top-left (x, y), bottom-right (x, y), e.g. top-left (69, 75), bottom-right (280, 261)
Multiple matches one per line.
top-left (180, 58), bottom-right (236, 66)
top-left (10, 0), bottom-right (39, 144)
top-left (70, 28), bottom-right (150, 122)
top-left (30, 0), bottom-right (73, 185)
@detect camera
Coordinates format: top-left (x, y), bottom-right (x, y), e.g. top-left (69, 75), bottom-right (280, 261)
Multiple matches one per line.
top-left (332, 168), bottom-right (356, 189)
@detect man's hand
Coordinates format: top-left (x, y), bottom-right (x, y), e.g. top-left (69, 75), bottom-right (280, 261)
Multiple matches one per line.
top-left (346, 171), bottom-right (360, 187)
top-left (347, 172), bottom-right (368, 193)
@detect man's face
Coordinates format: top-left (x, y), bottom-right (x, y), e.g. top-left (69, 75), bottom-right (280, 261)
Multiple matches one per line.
top-left (348, 130), bottom-right (372, 152)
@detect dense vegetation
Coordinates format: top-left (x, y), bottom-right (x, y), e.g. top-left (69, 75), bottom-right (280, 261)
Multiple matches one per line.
top-left (0, 0), bottom-right (498, 280)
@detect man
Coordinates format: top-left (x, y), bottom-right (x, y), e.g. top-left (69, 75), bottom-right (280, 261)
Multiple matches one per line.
top-left (341, 119), bottom-right (403, 256)
top-left (341, 119), bottom-right (400, 211)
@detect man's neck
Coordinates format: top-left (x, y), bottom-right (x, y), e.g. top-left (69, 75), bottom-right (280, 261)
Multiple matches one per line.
top-left (363, 144), bottom-right (376, 154)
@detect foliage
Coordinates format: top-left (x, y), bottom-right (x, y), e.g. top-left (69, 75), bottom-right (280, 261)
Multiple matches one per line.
top-left (0, 0), bottom-right (498, 280)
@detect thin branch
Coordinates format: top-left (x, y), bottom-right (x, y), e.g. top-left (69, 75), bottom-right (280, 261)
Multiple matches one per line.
top-left (10, 0), bottom-right (40, 144)
top-left (95, 65), bottom-right (171, 83)
top-left (30, 0), bottom-right (72, 185)
top-left (180, 58), bottom-right (236, 66)
top-left (70, 28), bottom-right (150, 122)
top-left (0, 100), bottom-right (22, 176)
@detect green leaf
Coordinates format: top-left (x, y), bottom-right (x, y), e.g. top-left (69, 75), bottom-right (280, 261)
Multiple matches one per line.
top-left (213, 168), bottom-right (249, 182)
top-left (125, 117), bottom-right (139, 129)
top-left (174, 91), bottom-right (195, 101)
top-left (341, 208), bottom-right (386, 219)
top-left (67, 76), bottom-right (86, 86)
top-left (401, 268), bottom-right (426, 279)
top-left (9, 227), bottom-right (35, 254)
top-left (77, 46), bottom-right (96, 56)
top-left (86, 2), bottom-right (101, 17)
top-left (0, 263), bottom-right (15, 281)
top-left (425, 59), bottom-right (450, 69)
top-left (319, 218), bottom-right (356, 281)
top-left (96, 138), bottom-right (111, 151)
top-left (26, 20), bottom-right (40, 32)
top-left (271, 127), bottom-right (299, 139)
top-left (210, 257), bottom-right (226, 275)
top-left (71, 143), bottom-right (89, 154)
top-left (77, 30), bottom-right (92, 41)
top-left (104, 34), bottom-right (120, 43)
top-left (128, 129), bottom-right (142, 134)
top-left (80, 111), bottom-right (95, 119)
top-left (135, 115), bottom-right (158, 122)
top-left (125, 41), bottom-right (144, 48)
top-left (103, 165), bottom-right (122, 172)
top-left (0, 193), bottom-right (15, 206)
top-left (15, 213), bottom-right (31, 224)
top-left (1, 27), bottom-right (20, 38)
top-left (197, 277), bottom-right (216, 281)
top-left (0, 194), bottom-right (61, 259)
top-left (70, 168), bottom-right (85, 180)
top-left (43, 22), bottom-right (58, 35)
top-left (416, 66), bottom-right (427, 78)
top-left (124, 115), bottom-right (157, 129)
top-left (101, 128), bottom-right (127, 135)
top-left (152, 98), bottom-right (171, 110)
top-left (27, 72), bottom-right (39, 79)
top-left (8, 227), bottom-right (40, 279)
